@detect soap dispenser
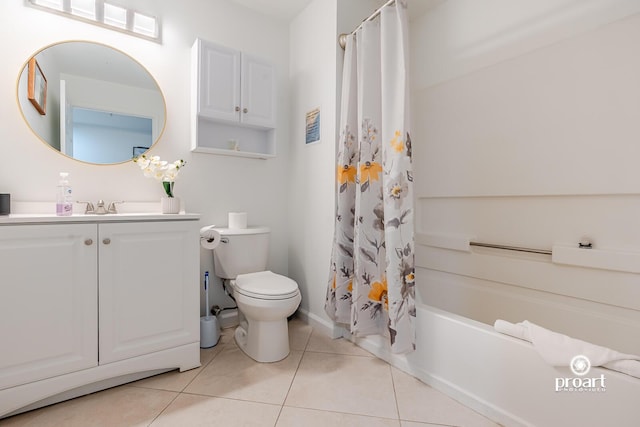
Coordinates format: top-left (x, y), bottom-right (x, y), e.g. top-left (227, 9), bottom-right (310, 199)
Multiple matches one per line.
top-left (56, 172), bottom-right (73, 216)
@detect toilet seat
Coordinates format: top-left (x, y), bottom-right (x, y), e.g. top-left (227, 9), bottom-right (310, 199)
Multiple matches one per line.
top-left (234, 271), bottom-right (299, 300)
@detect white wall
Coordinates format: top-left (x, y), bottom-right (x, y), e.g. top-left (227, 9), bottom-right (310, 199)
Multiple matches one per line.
top-left (288, 0), bottom-right (387, 329)
top-left (410, 0), bottom-right (640, 364)
top-left (287, 0), bottom-right (338, 325)
top-left (0, 0), bottom-right (290, 315)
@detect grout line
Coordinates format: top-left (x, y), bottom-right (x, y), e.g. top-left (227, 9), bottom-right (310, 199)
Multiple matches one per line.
top-left (178, 338), bottom-right (229, 392)
top-left (303, 349), bottom-right (376, 357)
top-left (273, 405), bottom-right (285, 427)
top-left (281, 324), bottom-right (403, 423)
top-left (273, 323), bottom-right (315, 426)
top-left (144, 336), bottom-right (233, 426)
top-left (389, 363), bottom-right (402, 422)
top-left (146, 390), bottom-right (181, 427)
top-left (278, 404), bottom-right (403, 422)
top-left (280, 335), bottom-right (308, 404)
top-left (177, 392), bottom-right (283, 408)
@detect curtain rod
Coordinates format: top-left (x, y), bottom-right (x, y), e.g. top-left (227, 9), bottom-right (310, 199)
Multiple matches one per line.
top-left (338, 0), bottom-right (396, 49)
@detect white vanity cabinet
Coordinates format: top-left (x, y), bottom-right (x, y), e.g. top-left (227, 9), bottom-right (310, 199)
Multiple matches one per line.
top-left (191, 38), bottom-right (277, 158)
top-left (0, 215), bottom-right (200, 418)
top-left (0, 224), bottom-right (98, 390)
top-left (98, 221), bottom-right (199, 364)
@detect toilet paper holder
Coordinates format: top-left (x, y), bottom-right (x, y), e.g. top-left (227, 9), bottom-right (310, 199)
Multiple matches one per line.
top-left (199, 225), bottom-right (230, 250)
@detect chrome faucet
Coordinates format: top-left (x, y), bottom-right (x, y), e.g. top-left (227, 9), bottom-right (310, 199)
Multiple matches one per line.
top-left (77, 200), bottom-right (124, 215)
top-left (77, 200), bottom-right (95, 214)
top-left (95, 200), bottom-right (108, 215)
top-left (107, 201), bottom-right (124, 214)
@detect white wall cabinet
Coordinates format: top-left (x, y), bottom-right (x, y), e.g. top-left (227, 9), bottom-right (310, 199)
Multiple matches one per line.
top-left (0, 215), bottom-right (200, 418)
top-left (197, 42), bottom-right (241, 123)
top-left (240, 53), bottom-right (277, 128)
top-left (191, 38), bottom-right (276, 158)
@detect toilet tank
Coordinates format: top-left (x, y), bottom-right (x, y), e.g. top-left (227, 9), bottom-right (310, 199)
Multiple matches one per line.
top-left (211, 227), bottom-right (270, 279)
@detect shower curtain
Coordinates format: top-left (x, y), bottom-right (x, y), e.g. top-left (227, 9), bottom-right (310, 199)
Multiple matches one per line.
top-left (325, 0), bottom-right (415, 354)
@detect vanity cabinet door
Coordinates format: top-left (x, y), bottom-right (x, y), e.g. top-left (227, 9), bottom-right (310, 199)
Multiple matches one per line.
top-left (98, 221), bottom-right (199, 364)
top-left (0, 224), bottom-right (98, 390)
top-left (197, 40), bottom-right (241, 122)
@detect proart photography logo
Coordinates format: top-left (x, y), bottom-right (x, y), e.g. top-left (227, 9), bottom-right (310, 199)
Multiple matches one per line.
top-left (555, 355), bottom-right (606, 393)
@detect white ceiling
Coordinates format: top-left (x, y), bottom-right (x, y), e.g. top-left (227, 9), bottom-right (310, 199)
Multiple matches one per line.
top-left (229, 0), bottom-right (314, 21)
top-left (229, 0), bottom-right (444, 22)
top-left (407, 0), bottom-right (445, 20)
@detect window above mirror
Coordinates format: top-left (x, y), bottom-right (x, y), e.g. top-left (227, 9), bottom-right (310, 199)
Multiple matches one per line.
top-left (27, 0), bottom-right (161, 42)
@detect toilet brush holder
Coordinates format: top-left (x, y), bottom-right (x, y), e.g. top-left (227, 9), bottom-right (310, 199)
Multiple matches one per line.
top-left (200, 270), bottom-right (220, 348)
top-left (200, 315), bottom-right (220, 348)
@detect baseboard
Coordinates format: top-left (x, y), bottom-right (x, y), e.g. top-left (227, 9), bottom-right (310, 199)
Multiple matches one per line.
top-left (218, 309), bottom-right (238, 329)
top-left (9, 369), bottom-right (173, 417)
top-left (1, 342), bottom-right (200, 419)
top-left (295, 308), bottom-right (343, 339)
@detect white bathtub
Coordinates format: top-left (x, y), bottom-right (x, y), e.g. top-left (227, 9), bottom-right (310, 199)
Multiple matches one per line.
top-left (353, 304), bottom-right (640, 427)
top-left (302, 301), bottom-right (640, 427)
top-left (301, 226), bottom-right (640, 427)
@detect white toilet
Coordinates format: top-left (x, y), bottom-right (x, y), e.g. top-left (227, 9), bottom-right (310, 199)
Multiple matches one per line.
top-left (209, 226), bottom-right (301, 363)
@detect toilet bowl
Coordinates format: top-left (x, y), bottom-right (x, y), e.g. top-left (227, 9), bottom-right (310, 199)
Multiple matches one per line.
top-left (201, 225), bottom-right (301, 363)
top-left (230, 271), bottom-right (301, 362)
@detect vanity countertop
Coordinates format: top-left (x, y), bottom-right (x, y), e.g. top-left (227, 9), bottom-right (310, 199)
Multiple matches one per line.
top-left (0, 212), bottom-right (200, 225)
top-left (0, 201), bottom-right (200, 224)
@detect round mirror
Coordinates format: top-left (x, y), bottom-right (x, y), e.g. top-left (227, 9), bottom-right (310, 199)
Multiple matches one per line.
top-left (17, 41), bottom-right (166, 165)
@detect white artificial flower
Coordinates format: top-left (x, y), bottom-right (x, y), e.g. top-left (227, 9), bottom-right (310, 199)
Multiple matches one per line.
top-left (133, 154), bottom-right (187, 197)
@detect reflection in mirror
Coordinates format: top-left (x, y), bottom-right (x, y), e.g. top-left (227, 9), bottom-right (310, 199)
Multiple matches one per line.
top-left (17, 41), bottom-right (165, 165)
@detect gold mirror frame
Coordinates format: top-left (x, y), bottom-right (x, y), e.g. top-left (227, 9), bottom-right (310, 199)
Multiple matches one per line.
top-left (16, 40), bottom-right (167, 165)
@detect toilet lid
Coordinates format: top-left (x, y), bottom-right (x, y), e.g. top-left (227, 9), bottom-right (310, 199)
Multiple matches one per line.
top-left (235, 271), bottom-right (299, 299)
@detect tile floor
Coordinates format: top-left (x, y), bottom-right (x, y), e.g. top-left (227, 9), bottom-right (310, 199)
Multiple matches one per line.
top-left (1, 318), bottom-right (501, 427)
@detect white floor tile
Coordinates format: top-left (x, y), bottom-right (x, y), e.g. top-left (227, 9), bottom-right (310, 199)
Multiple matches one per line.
top-left (0, 386), bottom-right (176, 427)
top-left (305, 329), bottom-right (373, 356)
top-left (277, 406), bottom-right (400, 427)
top-left (285, 351), bottom-right (398, 419)
top-left (288, 317), bottom-right (313, 351)
top-left (151, 394), bottom-right (280, 427)
top-left (184, 345), bottom-right (303, 405)
top-left (130, 346), bottom-right (225, 392)
top-left (1, 322), bottom-right (502, 427)
top-left (392, 367), bottom-right (500, 427)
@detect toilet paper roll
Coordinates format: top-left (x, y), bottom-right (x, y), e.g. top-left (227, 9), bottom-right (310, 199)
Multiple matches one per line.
top-left (228, 212), bottom-right (247, 229)
top-left (200, 225), bottom-right (221, 250)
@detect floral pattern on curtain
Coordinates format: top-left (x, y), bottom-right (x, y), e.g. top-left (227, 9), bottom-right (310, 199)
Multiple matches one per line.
top-left (325, 0), bottom-right (415, 353)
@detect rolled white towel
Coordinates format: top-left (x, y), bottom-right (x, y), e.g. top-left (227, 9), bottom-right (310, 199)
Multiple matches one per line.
top-left (494, 319), bottom-right (640, 379)
top-left (493, 319), bottom-right (530, 341)
top-left (604, 360), bottom-right (640, 379)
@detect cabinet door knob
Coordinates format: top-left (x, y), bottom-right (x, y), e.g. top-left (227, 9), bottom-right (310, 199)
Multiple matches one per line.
top-left (84, 239), bottom-right (93, 246)
top-left (235, 106), bottom-right (240, 112)
top-left (103, 238), bottom-right (111, 245)
top-left (243, 108), bottom-right (248, 113)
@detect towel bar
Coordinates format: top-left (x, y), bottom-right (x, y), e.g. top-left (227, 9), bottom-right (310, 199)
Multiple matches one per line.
top-left (469, 241), bottom-right (552, 255)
